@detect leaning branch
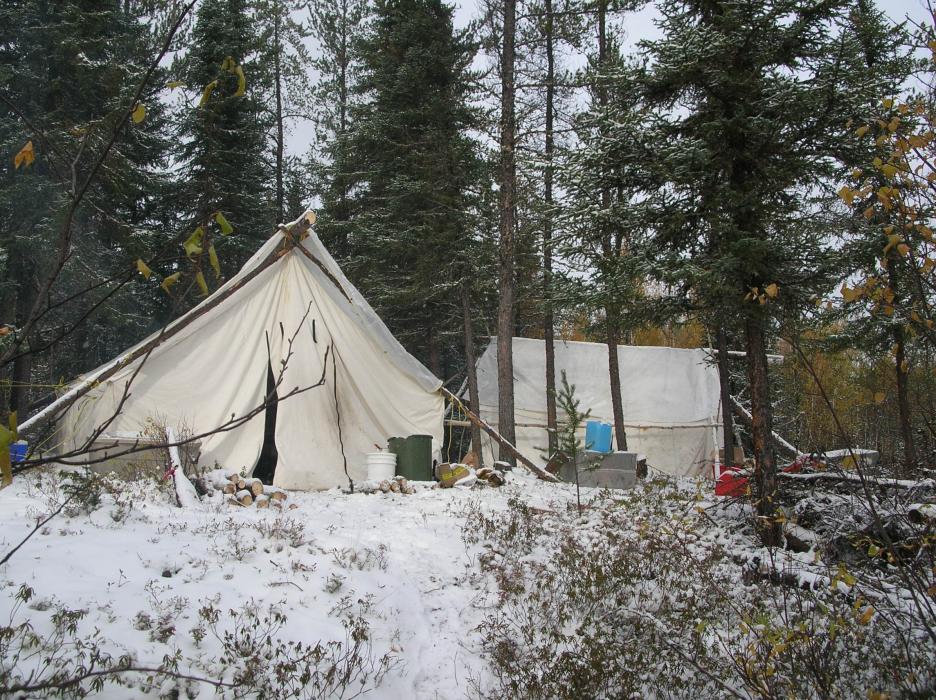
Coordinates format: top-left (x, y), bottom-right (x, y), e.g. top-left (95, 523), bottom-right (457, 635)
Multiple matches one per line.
top-left (441, 387), bottom-right (558, 483)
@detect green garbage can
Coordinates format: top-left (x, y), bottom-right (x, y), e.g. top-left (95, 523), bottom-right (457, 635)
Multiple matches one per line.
top-left (388, 434), bottom-right (433, 481)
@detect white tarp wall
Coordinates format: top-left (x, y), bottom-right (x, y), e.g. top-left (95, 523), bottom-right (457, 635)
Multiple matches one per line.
top-left (53, 228), bottom-right (444, 490)
top-left (473, 337), bottom-right (722, 477)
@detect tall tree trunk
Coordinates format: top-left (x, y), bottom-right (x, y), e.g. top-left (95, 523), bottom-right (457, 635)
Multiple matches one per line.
top-left (273, 1), bottom-right (285, 224)
top-left (336, 0), bottom-right (350, 257)
top-left (461, 285), bottom-right (483, 460)
top-left (894, 326), bottom-right (917, 475)
top-left (496, 0), bottom-right (518, 466)
top-left (745, 311), bottom-right (781, 546)
top-left (886, 258), bottom-right (917, 475)
top-left (8, 260), bottom-right (37, 416)
top-left (596, 0), bottom-right (626, 451)
top-left (716, 323), bottom-right (735, 465)
top-left (427, 314), bottom-right (441, 379)
top-left (605, 305), bottom-right (627, 450)
top-left (543, 0), bottom-right (558, 456)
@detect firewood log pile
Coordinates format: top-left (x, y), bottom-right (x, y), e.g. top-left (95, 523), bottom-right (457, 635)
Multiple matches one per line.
top-left (356, 475), bottom-right (417, 495)
top-left (198, 469), bottom-right (290, 508)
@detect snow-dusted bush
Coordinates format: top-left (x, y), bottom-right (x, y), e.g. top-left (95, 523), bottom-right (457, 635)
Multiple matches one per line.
top-left (469, 482), bottom-right (935, 699)
top-left (0, 582), bottom-right (394, 699)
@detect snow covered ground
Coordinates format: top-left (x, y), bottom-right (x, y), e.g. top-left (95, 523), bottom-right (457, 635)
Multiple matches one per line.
top-left (0, 468), bottom-right (580, 698)
top-left (2, 466), bottom-right (933, 698)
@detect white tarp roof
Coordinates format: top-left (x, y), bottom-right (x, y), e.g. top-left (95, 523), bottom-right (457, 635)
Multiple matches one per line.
top-left (53, 225), bottom-right (443, 490)
top-left (472, 337), bottom-right (722, 476)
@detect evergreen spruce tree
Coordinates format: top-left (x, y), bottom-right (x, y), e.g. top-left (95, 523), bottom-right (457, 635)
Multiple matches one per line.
top-left (345, 0), bottom-right (480, 371)
top-left (637, 0), bottom-right (909, 543)
top-left (173, 0), bottom-right (274, 288)
top-left (307, 0), bottom-right (369, 260)
top-left (0, 0), bottom-right (174, 412)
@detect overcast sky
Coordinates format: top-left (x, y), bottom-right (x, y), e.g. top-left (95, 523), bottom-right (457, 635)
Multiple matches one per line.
top-left (290, 0), bottom-right (933, 154)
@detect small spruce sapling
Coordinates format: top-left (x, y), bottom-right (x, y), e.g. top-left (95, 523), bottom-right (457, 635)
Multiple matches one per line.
top-left (556, 370), bottom-right (591, 514)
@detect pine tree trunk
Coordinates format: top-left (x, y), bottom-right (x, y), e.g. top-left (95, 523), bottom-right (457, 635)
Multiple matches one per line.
top-left (745, 311), bottom-right (781, 546)
top-left (427, 315), bottom-right (441, 379)
top-left (596, 0), bottom-right (625, 451)
top-left (716, 324), bottom-right (735, 465)
top-left (273, 1), bottom-right (285, 224)
top-left (894, 327), bottom-right (917, 476)
top-left (461, 285), bottom-right (483, 460)
top-left (9, 260), bottom-right (37, 415)
top-left (886, 258), bottom-right (917, 475)
top-left (542, 0), bottom-right (558, 456)
top-left (496, 0), bottom-right (518, 466)
top-left (605, 306), bottom-right (627, 451)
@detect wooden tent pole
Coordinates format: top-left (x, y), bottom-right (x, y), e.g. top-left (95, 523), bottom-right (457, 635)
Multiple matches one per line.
top-left (20, 212), bottom-right (318, 434)
top-left (440, 386), bottom-right (559, 483)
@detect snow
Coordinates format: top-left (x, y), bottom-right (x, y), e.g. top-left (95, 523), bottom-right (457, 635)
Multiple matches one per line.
top-left (2, 466), bottom-right (933, 697)
top-left (0, 468), bottom-right (580, 698)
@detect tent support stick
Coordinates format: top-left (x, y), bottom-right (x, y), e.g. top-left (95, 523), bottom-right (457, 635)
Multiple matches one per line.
top-left (20, 212), bottom-right (318, 434)
top-left (440, 387), bottom-right (558, 483)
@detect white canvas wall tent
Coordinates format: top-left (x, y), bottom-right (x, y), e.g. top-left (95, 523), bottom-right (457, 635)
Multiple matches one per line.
top-left (26, 212), bottom-right (444, 491)
top-left (471, 337), bottom-right (723, 477)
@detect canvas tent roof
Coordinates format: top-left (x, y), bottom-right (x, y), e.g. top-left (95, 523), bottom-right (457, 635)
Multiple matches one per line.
top-left (471, 337), bottom-right (723, 477)
top-left (40, 214), bottom-right (444, 490)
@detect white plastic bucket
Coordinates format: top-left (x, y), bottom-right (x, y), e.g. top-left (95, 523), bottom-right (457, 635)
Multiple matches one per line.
top-left (366, 452), bottom-right (396, 481)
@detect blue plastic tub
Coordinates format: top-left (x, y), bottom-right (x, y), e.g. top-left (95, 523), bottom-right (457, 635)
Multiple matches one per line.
top-left (9, 441), bottom-right (28, 463)
top-left (584, 421), bottom-right (612, 453)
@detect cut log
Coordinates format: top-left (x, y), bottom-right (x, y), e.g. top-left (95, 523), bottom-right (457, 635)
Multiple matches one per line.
top-left (222, 482), bottom-right (237, 495)
top-left (389, 480), bottom-right (401, 493)
top-left (245, 478), bottom-right (264, 497)
top-left (264, 486), bottom-right (288, 501)
top-left (255, 494), bottom-right (270, 509)
top-left (440, 387), bottom-right (558, 483)
top-left (378, 480), bottom-right (391, 493)
top-left (235, 489), bottom-right (253, 506)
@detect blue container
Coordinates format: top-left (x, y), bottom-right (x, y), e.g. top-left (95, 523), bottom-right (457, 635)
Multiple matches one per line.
top-left (584, 421), bottom-right (612, 453)
top-left (9, 441), bottom-right (28, 463)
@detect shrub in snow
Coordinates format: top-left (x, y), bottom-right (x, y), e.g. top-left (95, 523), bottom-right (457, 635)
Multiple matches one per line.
top-left (469, 483), bottom-right (935, 699)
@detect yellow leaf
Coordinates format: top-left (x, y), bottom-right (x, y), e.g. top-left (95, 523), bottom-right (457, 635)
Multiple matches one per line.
top-left (136, 258), bottom-right (152, 280)
top-left (208, 244), bottom-right (221, 279)
top-left (883, 97), bottom-right (894, 109)
top-left (233, 65), bottom-right (246, 97)
top-left (888, 117), bottom-right (900, 133)
top-left (131, 103), bottom-right (146, 124)
top-left (160, 272), bottom-right (181, 294)
top-left (166, 80), bottom-right (186, 89)
top-left (199, 80), bottom-right (218, 107)
top-left (864, 206), bottom-right (875, 219)
top-left (897, 243), bottom-right (910, 256)
top-left (195, 270), bottom-right (209, 296)
top-left (856, 125), bottom-right (870, 138)
top-left (838, 186), bottom-right (856, 205)
top-left (183, 226), bottom-right (204, 258)
top-left (13, 140), bottom-right (35, 169)
top-left (858, 607), bottom-right (874, 625)
top-left (765, 283), bottom-right (779, 298)
top-left (881, 163), bottom-right (897, 178)
top-left (214, 211), bottom-right (234, 235)
top-left (220, 56), bottom-right (236, 72)
top-left (874, 391), bottom-right (886, 404)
